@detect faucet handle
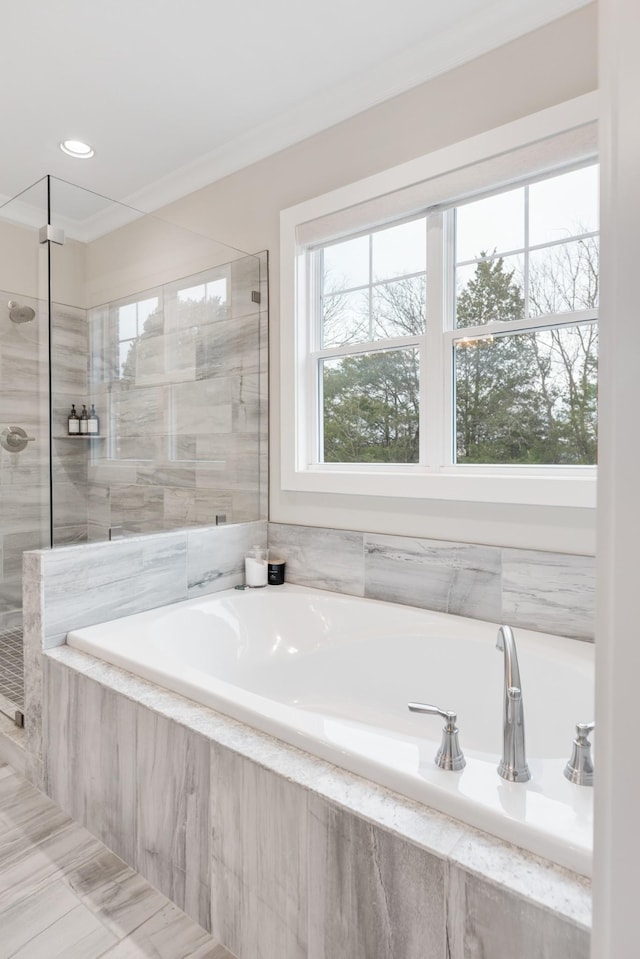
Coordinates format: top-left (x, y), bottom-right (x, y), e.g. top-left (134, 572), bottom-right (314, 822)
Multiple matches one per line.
top-left (408, 702), bottom-right (466, 771)
top-left (564, 721), bottom-right (595, 786)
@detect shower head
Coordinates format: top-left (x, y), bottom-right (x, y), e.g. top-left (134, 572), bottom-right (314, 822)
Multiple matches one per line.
top-left (8, 300), bottom-right (35, 324)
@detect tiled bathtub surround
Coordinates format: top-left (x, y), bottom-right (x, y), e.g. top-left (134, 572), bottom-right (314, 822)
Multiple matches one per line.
top-left (41, 647), bottom-right (591, 959)
top-left (268, 523), bottom-right (596, 641)
top-left (22, 519), bottom-right (267, 781)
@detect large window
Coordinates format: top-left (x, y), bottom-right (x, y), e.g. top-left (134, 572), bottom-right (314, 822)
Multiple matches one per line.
top-left (281, 97), bottom-right (598, 507)
top-left (310, 163), bottom-right (598, 475)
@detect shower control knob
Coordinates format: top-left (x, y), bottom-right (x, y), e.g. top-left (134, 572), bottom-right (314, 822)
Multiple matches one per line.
top-left (0, 427), bottom-right (36, 453)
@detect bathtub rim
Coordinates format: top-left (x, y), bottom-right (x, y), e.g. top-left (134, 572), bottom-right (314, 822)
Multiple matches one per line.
top-left (62, 583), bottom-right (594, 878)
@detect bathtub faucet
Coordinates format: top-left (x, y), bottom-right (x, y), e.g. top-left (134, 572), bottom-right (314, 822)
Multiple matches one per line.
top-left (496, 625), bottom-right (530, 783)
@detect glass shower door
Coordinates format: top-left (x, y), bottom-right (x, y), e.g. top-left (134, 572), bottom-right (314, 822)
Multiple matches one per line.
top-left (0, 177), bottom-right (50, 721)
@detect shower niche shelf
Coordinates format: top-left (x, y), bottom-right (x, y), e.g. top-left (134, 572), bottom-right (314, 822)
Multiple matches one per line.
top-left (53, 435), bottom-right (106, 440)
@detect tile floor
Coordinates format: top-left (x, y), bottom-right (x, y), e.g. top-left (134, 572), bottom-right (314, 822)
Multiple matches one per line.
top-left (0, 628), bottom-right (24, 711)
top-left (0, 762), bottom-right (234, 959)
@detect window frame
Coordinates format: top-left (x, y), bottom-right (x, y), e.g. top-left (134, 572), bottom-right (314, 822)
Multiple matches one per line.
top-left (280, 93), bottom-right (598, 508)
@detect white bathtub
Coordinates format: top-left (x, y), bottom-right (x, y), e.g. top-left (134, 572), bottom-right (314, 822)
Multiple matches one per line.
top-left (66, 583), bottom-right (594, 876)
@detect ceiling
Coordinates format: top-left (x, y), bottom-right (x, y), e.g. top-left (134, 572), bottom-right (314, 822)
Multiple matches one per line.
top-left (1, 0), bottom-right (589, 217)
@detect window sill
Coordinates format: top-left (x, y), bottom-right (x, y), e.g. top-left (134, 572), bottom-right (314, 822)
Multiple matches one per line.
top-left (280, 466), bottom-right (596, 508)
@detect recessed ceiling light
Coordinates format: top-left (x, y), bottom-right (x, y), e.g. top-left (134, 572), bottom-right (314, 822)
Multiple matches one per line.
top-left (59, 139), bottom-right (95, 159)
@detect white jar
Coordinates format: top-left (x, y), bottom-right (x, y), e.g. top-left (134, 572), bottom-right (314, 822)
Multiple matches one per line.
top-left (245, 545), bottom-right (268, 587)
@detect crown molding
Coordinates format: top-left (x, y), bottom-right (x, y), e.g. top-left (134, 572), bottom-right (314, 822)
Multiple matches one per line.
top-left (123, 0), bottom-right (592, 216)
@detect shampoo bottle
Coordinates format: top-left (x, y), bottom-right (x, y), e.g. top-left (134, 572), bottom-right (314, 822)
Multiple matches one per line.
top-left (68, 404), bottom-right (80, 435)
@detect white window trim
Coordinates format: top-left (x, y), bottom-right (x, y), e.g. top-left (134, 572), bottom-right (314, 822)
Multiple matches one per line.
top-left (280, 93), bottom-right (598, 509)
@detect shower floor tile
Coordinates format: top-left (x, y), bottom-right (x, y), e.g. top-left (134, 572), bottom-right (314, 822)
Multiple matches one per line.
top-left (0, 626), bottom-right (24, 711)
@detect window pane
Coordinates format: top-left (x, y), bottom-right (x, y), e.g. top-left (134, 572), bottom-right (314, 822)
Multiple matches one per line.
top-left (372, 218), bottom-right (426, 281)
top-left (118, 303), bottom-right (137, 340)
top-left (138, 297), bottom-right (160, 334)
top-left (372, 276), bottom-right (426, 339)
top-left (528, 237), bottom-right (599, 316)
top-left (323, 235), bottom-right (369, 291)
top-left (455, 256), bottom-right (524, 329)
top-left (454, 323), bottom-right (597, 465)
top-left (456, 187), bottom-right (524, 263)
top-left (322, 348), bottom-right (420, 463)
top-left (322, 289), bottom-right (370, 348)
top-left (119, 340), bottom-right (135, 381)
top-left (179, 283), bottom-right (205, 302)
top-left (529, 165), bottom-right (599, 247)
top-left (206, 277), bottom-right (228, 305)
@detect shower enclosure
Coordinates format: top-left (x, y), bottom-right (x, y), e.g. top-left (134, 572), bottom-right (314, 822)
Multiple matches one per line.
top-left (0, 175), bottom-right (267, 724)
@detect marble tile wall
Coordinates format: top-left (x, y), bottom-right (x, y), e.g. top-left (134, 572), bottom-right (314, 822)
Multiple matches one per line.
top-left (51, 303), bottom-right (91, 547)
top-left (85, 253), bottom-right (267, 540)
top-left (0, 292), bottom-right (97, 628)
top-left (268, 522), bottom-right (596, 641)
top-left (0, 292), bottom-right (46, 628)
top-left (40, 645), bottom-right (591, 959)
top-left (0, 293), bottom-right (87, 626)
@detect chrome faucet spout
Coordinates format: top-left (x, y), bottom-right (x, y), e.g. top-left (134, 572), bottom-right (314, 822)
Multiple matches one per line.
top-left (496, 625), bottom-right (530, 783)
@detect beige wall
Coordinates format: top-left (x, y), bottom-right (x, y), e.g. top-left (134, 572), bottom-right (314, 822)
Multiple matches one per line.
top-left (116, 6), bottom-right (600, 553)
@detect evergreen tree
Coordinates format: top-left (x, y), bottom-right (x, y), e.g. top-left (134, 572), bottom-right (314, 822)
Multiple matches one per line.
top-left (454, 255), bottom-right (550, 463)
top-left (321, 247), bottom-right (597, 465)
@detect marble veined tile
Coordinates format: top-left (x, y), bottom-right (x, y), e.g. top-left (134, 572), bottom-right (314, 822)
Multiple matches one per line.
top-left (502, 548), bottom-right (595, 640)
top-left (40, 531), bottom-right (188, 642)
top-left (164, 488), bottom-right (234, 529)
top-left (231, 373), bottom-right (261, 433)
top-left (0, 333), bottom-right (47, 393)
top-left (0, 774), bottom-right (71, 865)
top-left (111, 385), bottom-right (169, 437)
top-left (172, 378), bottom-right (233, 434)
top-left (365, 533), bottom-right (502, 621)
top-left (96, 901), bottom-right (223, 959)
top-left (210, 744), bottom-right (308, 959)
top-left (0, 878), bottom-right (115, 958)
top-left (446, 864), bottom-right (589, 959)
top-left (136, 466), bottom-right (196, 488)
top-left (308, 796), bottom-right (446, 959)
top-left (0, 821), bottom-right (103, 910)
top-left (268, 523), bottom-right (365, 596)
top-left (43, 660), bottom-right (138, 865)
top-left (136, 708), bottom-right (211, 930)
top-left (187, 520), bottom-right (267, 595)
top-left (66, 846), bottom-right (169, 939)
top-left (448, 829), bottom-right (591, 929)
top-left (8, 893), bottom-right (118, 959)
top-left (196, 314), bottom-right (259, 378)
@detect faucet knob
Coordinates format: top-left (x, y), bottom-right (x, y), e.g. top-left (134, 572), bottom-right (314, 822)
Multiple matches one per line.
top-left (564, 721), bottom-right (595, 786)
top-left (408, 702), bottom-right (466, 771)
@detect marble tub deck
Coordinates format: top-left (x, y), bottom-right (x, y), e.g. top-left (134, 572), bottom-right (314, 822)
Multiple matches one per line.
top-left (0, 762), bottom-right (233, 959)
